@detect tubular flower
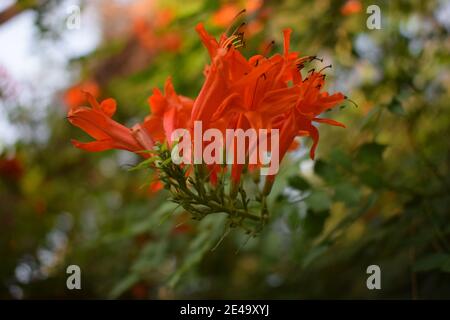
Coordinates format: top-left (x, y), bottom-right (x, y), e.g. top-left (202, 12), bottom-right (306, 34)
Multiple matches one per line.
top-left (341, 0), bottom-right (363, 16)
top-left (68, 79), bottom-right (193, 157)
top-left (145, 77), bottom-right (194, 145)
top-left (68, 19), bottom-right (347, 232)
top-left (68, 93), bottom-right (149, 154)
top-left (63, 80), bottom-right (100, 109)
top-left (190, 23), bottom-right (345, 183)
top-left (211, 0), bottom-right (265, 37)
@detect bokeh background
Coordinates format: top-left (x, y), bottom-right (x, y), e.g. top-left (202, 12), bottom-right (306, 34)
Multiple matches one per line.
top-left (0, 0), bottom-right (449, 299)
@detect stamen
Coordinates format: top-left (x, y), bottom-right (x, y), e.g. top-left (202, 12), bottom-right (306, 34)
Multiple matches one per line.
top-left (344, 96), bottom-right (359, 108)
top-left (263, 40), bottom-right (275, 56)
top-left (222, 30), bottom-right (245, 49)
top-left (232, 32), bottom-right (245, 48)
top-left (222, 35), bottom-right (238, 48)
top-left (225, 9), bottom-right (246, 35)
top-left (296, 63), bottom-right (304, 71)
top-left (231, 22), bottom-right (246, 37)
top-left (295, 56), bottom-right (320, 72)
top-left (318, 64), bottom-right (332, 73)
top-left (296, 56), bottom-right (318, 64)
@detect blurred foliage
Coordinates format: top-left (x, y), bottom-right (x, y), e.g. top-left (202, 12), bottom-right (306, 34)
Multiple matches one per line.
top-left (1, 0), bottom-right (450, 299)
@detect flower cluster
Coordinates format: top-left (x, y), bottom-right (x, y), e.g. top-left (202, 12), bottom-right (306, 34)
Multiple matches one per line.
top-left (68, 21), bottom-right (345, 232)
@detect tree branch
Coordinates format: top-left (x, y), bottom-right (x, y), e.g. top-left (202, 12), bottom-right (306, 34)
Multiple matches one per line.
top-left (0, 1), bottom-right (37, 26)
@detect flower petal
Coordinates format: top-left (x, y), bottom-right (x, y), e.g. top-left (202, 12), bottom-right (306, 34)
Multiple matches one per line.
top-left (313, 117), bottom-right (346, 128)
top-left (100, 98), bottom-right (117, 117)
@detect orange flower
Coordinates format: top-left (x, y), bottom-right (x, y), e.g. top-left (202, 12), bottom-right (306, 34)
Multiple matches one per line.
top-left (149, 179), bottom-right (164, 193)
top-left (341, 0), bottom-right (362, 16)
top-left (133, 8), bottom-right (182, 54)
top-left (212, 4), bottom-right (241, 27)
top-left (191, 24), bottom-right (345, 182)
top-left (68, 92), bottom-right (152, 155)
top-left (68, 79), bottom-right (193, 158)
top-left (63, 81), bottom-right (100, 109)
top-left (211, 0), bottom-right (264, 28)
top-left (69, 19), bottom-right (346, 190)
top-left (144, 77), bottom-right (194, 145)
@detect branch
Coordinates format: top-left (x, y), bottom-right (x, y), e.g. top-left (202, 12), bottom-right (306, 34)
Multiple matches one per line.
top-left (0, 1), bottom-right (37, 26)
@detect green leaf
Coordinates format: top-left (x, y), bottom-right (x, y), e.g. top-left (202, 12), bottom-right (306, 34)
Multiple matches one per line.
top-left (334, 182), bottom-right (361, 206)
top-left (302, 245), bottom-right (329, 268)
top-left (314, 160), bottom-right (340, 183)
top-left (287, 207), bottom-right (302, 231)
top-left (330, 148), bottom-right (353, 171)
top-left (167, 213), bottom-right (227, 287)
top-left (356, 142), bottom-right (386, 166)
top-left (287, 175), bottom-right (311, 191)
top-left (359, 169), bottom-right (384, 189)
top-left (129, 156), bottom-right (160, 171)
top-left (132, 241), bottom-right (169, 273)
top-left (109, 273), bottom-right (140, 299)
top-left (413, 253), bottom-right (450, 272)
top-left (301, 209), bottom-right (330, 238)
top-left (387, 97), bottom-right (405, 116)
top-left (359, 105), bottom-right (382, 130)
top-left (306, 190), bottom-right (331, 212)
top-left (440, 260), bottom-right (450, 273)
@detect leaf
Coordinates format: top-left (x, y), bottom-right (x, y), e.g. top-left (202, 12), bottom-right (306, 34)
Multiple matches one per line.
top-left (129, 156), bottom-right (160, 171)
top-left (132, 241), bottom-right (169, 273)
top-left (359, 105), bottom-right (382, 130)
top-left (167, 213), bottom-right (227, 287)
top-left (440, 260), bottom-right (450, 273)
top-left (306, 190), bottom-right (331, 212)
top-left (301, 209), bottom-right (330, 238)
top-left (356, 142), bottom-right (386, 166)
top-left (287, 175), bottom-right (311, 191)
top-left (413, 253), bottom-right (450, 272)
top-left (128, 202), bottom-right (177, 235)
top-left (101, 202), bottom-right (178, 241)
top-left (330, 148), bottom-right (353, 171)
top-left (314, 160), bottom-right (340, 183)
top-left (359, 169), bottom-right (384, 189)
top-left (302, 245), bottom-right (329, 268)
top-left (287, 207), bottom-right (302, 231)
top-left (387, 97), bottom-right (405, 116)
top-left (334, 182), bottom-right (361, 206)
top-left (109, 273), bottom-right (140, 299)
